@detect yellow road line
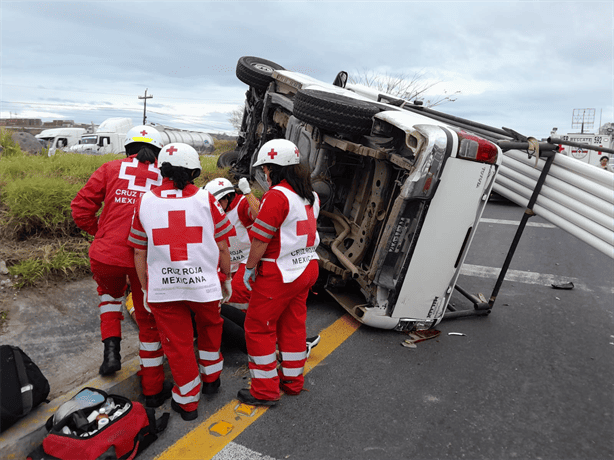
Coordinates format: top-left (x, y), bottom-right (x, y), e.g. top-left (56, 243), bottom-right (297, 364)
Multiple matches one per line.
top-left (155, 314), bottom-right (361, 460)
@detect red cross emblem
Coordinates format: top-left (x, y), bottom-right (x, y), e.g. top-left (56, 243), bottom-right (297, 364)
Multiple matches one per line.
top-left (123, 161), bottom-right (160, 188)
top-left (166, 146), bottom-right (178, 155)
top-left (140, 130), bottom-right (148, 136)
top-left (267, 148), bottom-right (278, 160)
top-left (218, 180), bottom-right (225, 186)
top-left (296, 205), bottom-right (317, 246)
top-left (152, 210), bottom-right (202, 261)
top-left (295, 148), bottom-right (300, 157)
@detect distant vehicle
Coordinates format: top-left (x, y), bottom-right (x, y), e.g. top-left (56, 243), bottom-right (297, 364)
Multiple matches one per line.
top-left (69, 118), bottom-right (215, 156)
top-left (556, 131), bottom-right (613, 169)
top-left (69, 118), bottom-right (133, 155)
top-left (35, 128), bottom-right (88, 156)
top-left (155, 126), bottom-right (215, 155)
top-left (227, 56), bottom-right (503, 331)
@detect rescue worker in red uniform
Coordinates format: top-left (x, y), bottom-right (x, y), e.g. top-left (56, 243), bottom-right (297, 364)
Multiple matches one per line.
top-left (205, 177), bottom-right (259, 353)
top-left (237, 139), bottom-right (320, 406)
top-left (129, 143), bottom-right (235, 421)
top-left (205, 178), bottom-right (321, 355)
top-left (71, 125), bottom-right (170, 408)
top-left (205, 177), bottom-right (259, 309)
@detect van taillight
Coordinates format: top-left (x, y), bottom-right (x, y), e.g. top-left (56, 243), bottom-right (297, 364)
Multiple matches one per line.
top-left (456, 131), bottom-right (498, 164)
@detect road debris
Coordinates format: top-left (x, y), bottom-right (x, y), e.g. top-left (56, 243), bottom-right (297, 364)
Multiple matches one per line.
top-left (551, 282), bottom-right (574, 290)
top-left (448, 332), bottom-right (466, 336)
top-left (401, 329), bottom-right (441, 348)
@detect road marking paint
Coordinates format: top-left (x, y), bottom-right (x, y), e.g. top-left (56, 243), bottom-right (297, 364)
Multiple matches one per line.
top-left (460, 264), bottom-right (614, 294)
top-left (212, 441), bottom-right (277, 460)
top-left (155, 314), bottom-right (361, 460)
top-left (480, 218), bottom-right (556, 228)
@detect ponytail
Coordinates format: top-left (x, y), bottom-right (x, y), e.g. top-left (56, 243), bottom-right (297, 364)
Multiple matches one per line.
top-left (160, 163), bottom-right (200, 190)
top-left (267, 163), bottom-right (315, 205)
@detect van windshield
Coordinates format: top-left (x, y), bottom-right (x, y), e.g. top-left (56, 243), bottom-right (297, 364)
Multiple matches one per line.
top-left (81, 136), bottom-right (98, 145)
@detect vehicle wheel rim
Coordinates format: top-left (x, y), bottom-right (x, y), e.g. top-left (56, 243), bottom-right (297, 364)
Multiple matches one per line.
top-left (252, 63), bottom-right (274, 73)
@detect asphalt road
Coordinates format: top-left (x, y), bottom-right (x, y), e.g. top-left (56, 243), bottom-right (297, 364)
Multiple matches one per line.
top-left (135, 200), bottom-right (614, 460)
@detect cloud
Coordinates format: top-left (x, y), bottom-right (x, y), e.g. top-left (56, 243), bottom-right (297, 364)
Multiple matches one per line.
top-left (1, 1), bottom-right (611, 136)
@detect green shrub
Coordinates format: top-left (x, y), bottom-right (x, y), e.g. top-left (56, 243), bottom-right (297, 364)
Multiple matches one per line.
top-left (0, 128), bottom-right (24, 158)
top-left (2, 176), bottom-right (82, 235)
top-left (213, 139), bottom-right (237, 156)
top-left (8, 244), bottom-right (90, 287)
top-left (0, 140), bottom-right (249, 287)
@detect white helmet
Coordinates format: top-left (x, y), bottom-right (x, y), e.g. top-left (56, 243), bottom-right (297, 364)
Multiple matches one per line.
top-left (158, 143), bottom-right (201, 171)
top-left (253, 139), bottom-right (300, 167)
top-left (204, 178), bottom-right (235, 200)
top-left (124, 125), bottom-right (163, 149)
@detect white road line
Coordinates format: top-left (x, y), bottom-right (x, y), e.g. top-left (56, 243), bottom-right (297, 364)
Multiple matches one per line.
top-left (459, 264), bottom-right (600, 292)
top-left (212, 442), bottom-right (277, 460)
top-left (480, 218), bottom-right (556, 228)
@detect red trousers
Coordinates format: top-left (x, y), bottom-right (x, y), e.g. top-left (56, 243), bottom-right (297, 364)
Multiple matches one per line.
top-left (149, 299), bottom-right (224, 412)
top-left (90, 258), bottom-right (164, 396)
top-left (244, 259), bottom-right (319, 400)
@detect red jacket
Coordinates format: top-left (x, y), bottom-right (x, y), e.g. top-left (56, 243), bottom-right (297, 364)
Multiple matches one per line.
top-left (71, 155), bottom-right (162, 267)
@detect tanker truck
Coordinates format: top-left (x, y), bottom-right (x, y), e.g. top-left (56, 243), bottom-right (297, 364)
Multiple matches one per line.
top-left (69, 118), bottom-right (133, 155)
top-left (69, 119), bottom-right (214, 155)
top-left (154, 125), bottom-right (215, 154)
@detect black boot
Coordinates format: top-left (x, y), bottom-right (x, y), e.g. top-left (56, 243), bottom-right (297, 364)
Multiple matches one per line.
top-left (99, 337), bottom-right (121, 375)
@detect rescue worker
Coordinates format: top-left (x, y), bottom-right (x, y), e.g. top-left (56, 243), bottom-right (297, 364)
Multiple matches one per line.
top-left (204, 177), bottom-right (259, 312)
top-left (204, 177), bottom-right (258, 354)
top-left (237, 139), bottom-right (320, 406)
top-left (71, 125), bottom-right (170, 408)
top-left (129, 143), bottom-right (235, 421)
top-left (204, 178), bottom-right (321, 356)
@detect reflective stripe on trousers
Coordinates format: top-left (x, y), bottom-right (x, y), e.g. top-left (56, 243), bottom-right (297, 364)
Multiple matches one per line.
top-left (198, 349), bottom-right (224, 377)
top-left (172, 375), bottom-right (201, 405)
top-left (280, 350), bottom-right (306, 377)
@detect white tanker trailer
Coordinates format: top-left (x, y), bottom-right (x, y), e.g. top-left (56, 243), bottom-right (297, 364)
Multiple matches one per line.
top-left (69, 119), bottom-right (215, 156)
top-left (155, 126), bottom-right (215, 155)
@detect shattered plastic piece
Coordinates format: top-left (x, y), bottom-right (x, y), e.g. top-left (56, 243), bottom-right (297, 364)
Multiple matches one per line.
top-left (401, 340), bottom-right (417, 348)
top-left (551, 282), bottom-right (574, 290)
top-left (448, 332), bottom-right (466, 336)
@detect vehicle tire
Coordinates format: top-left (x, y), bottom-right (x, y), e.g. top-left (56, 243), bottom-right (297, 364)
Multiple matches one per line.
top-left (236, 56), bottom-right (285, 91)
top-left (293, 89), bottom-right (380, 135)
top-left (217, 150), bottom-right (240, 169)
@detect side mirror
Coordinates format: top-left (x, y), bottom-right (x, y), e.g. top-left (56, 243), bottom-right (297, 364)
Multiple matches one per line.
top-left (333, 71), bottom-right (348, 88)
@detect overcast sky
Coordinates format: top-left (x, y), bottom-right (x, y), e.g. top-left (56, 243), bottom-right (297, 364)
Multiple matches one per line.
top-left (1, 1), bottom-right (612, 138)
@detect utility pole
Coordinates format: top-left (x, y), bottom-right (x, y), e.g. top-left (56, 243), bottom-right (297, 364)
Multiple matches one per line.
top-left (138, 89), bottom-right (153, 125)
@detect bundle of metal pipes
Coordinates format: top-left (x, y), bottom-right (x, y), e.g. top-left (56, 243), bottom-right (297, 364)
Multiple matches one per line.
top-left (494, 150), bottom-right (614, 259)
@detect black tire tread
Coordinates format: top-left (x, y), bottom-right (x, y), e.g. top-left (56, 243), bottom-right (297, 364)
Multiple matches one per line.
top-left (293, 89), bottom-right (379, 135)
top-left (217, 150), bottom-right (240, 168)
top-left (236, 56), bottom-right (285, 91)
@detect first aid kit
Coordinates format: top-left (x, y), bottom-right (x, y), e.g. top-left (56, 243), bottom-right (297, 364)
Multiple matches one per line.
top-left (27, 387), bottom-right (169, 460)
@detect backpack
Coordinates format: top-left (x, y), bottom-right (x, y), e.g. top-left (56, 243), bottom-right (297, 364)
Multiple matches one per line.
top-left (27, 387), bottom-right (169, 460)
top-left (0, 345), bottom-right (50, 433)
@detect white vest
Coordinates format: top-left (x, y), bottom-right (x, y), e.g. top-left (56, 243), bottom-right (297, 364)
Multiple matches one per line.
top-left (227, 196), bottom-right (251, 273)
top-left (139, 188), bottom-right (222, 303)
top-left (272, 186), bottom-right (320, 283)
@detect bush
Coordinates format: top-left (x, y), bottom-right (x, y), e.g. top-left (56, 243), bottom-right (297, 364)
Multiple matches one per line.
top-left (0, 139), bottom-right (245, 287)
top-left (7, 243), bottom-right (91, 288)
top-left (212, 139), bottom-right (237, 156)
top-left (0, 128), bottom-right (24, 158)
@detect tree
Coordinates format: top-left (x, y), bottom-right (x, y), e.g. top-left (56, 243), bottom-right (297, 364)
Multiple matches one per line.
top-left (228, 105), bottom-right (244, 132)
top-left (348, 69), bottom-right (460, 108)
